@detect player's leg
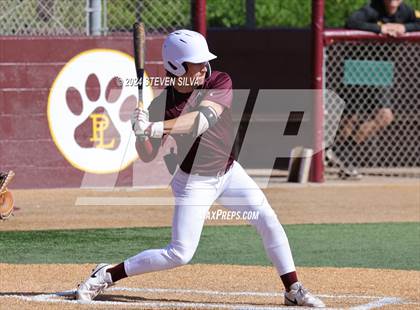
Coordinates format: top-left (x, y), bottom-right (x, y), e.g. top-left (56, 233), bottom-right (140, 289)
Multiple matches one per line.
top-left (354, 107), bottom-right (394, 143)
top-left (123, 172), bottom-right (218, 275)
top-left (325, 96), bottom-right (362, 180)
top-left (217, 162), bottom-right (296, 281)
top-left (77, 170), bottom-right (218, 301)
top-left (336, 114), bottom-right (359, 142)
top-left (217, 161), bottom-right (325, 307)
top-left (353, 85), bottom-right (394, 144)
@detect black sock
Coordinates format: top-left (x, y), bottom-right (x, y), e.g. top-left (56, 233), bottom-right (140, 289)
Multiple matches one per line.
top-left (107, 262), bottom-right (128, 283)
top-left (281, 271), bottom-right (298, 292)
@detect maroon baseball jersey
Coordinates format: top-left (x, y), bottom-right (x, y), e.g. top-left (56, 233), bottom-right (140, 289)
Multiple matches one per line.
top-left (148, 71), bottom-right (235, 175)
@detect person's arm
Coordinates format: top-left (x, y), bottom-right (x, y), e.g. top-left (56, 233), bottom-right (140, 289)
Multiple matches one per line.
top-left (162, 100), bottom-right (224, 135)
top-left (132, 103), bottom-right (163, 163)
top-left (135, 136), bottom-right (160, 162)
top-left (134, 100), bottom-right (224, 162)
top-left (346, 6), bottom-right (381, 33)
top-left (163, 74), bottom-right (232, 135)
top-left (402, 7), bottom-right (420, 32)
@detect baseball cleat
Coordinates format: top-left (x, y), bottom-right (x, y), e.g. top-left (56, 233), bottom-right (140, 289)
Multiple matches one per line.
top-left (284, 282), bottom-right (325, 308)
top-left (337, 167), bottom-right (362, 180)
top-left (325, 149), bottom-right (362, 180)
top-left (76, 263), bottom-right (114, 301)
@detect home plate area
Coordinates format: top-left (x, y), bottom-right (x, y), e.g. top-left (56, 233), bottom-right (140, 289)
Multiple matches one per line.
top-left (8, 286), bottom-right (416, 309)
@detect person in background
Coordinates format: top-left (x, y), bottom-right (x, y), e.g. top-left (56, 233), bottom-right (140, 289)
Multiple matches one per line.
top-left (326, 0), bottom-right (420, 179)
top-left (346, 0), bottom-right (420, 36)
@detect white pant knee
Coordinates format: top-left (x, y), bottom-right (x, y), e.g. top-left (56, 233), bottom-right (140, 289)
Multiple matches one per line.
top-left (124, 242), bottom-right (197, 276)
top-left (165, 242), bottom-right (196, 266)
top-left (250, 203), bottom-right (296, 275)
top-left (252, 207), bottom-right (285, 246)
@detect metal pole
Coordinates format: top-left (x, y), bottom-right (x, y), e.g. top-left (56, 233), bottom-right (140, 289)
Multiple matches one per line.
top-left (246, 0), bottom-right (255, 28)
top-left (193, 0), bottom-right (206, 37)
top-left (88, 0), bottom-right (102, 36)
top-left (86, 0), bottom-right (90, 35)
top-left (310, 0), bottom-right (325, 182)
top-left (103, 0), bottom-right (108, 35)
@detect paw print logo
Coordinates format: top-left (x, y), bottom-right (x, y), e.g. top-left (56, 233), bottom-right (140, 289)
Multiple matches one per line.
top-left (48, 49), bottom-right (154, 173)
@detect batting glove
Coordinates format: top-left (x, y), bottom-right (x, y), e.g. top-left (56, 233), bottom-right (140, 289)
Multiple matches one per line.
top-left (131, 108), bottom-right (164, 139)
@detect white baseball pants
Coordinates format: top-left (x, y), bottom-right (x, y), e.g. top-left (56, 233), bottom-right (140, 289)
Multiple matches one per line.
top-left (124, 161), bottom-right (296, 277)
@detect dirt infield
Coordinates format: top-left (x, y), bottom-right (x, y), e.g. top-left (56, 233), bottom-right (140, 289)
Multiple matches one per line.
top-left (0, 264), bottom-right (419, 309)
top-left (1, 181), bottom-right (419, 231)
top-left (0, 181), bottom-right (419, 309)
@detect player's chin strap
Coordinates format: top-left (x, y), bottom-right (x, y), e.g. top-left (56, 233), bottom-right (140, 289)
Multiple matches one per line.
top-left (193, 105), bottom-right (219, 137)
top-left (205, 62), bottom-right (212, 79)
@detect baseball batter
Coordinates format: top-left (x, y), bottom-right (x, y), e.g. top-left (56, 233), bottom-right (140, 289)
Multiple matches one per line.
top-left (77, 29), bottom-right (325, 308)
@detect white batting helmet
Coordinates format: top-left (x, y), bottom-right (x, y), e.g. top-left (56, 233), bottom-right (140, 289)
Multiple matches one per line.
top-left (162, 29), bottom-right (217, 76)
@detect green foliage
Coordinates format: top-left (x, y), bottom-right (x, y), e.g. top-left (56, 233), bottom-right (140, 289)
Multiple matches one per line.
top-left (107, 0), bottom-right (136, 30)
top-left (255, 0), bottom-right (312, 27)
top-left (1, 223), bottom-right (419, 270)
top-left (106, 0), bottom-right (190, 31)
top-left (5, 0), bottom-right (419, 35)
top-left (325, 0), bottom-right (368, 28)
top-left (207, 0), bottom-right (245, 27)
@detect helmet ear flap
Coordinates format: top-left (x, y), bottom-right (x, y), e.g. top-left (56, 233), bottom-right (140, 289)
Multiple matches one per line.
top-left (167, 61), bottom-right (178, 72)
top-left (167, 60), bottom-right (186, 76)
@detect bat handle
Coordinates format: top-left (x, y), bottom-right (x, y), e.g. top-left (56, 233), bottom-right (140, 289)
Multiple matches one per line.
top-left (137, 87), bottom-right (144, 109)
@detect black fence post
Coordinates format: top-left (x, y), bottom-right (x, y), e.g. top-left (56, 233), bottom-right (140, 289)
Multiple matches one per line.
top-left (246, 0), bottom-right (255, 28)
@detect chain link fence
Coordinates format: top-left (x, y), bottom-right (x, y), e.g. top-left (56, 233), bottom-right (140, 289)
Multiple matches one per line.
top-left (0, 0), bottom-right (190, 36)
top-left (324, 36), bottom-right (419, 178)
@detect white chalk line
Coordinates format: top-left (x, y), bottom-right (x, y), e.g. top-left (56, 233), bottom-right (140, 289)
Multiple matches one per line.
top-left (350, 297), bottom-right (403, 309)
top-left (0, 292), bottom-right (293, 310)
top-left (108, 287), bottom-right (396, 300)
top-left (1, 286), bottom-right (419, 309)
top-left (5, 295), bottom-right (288, 310)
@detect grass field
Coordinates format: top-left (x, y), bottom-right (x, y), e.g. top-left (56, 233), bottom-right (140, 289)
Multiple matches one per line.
top-left (1, 185), bottom-right (419, 309)
top-left (1, 222), bottom-right (419, 270)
